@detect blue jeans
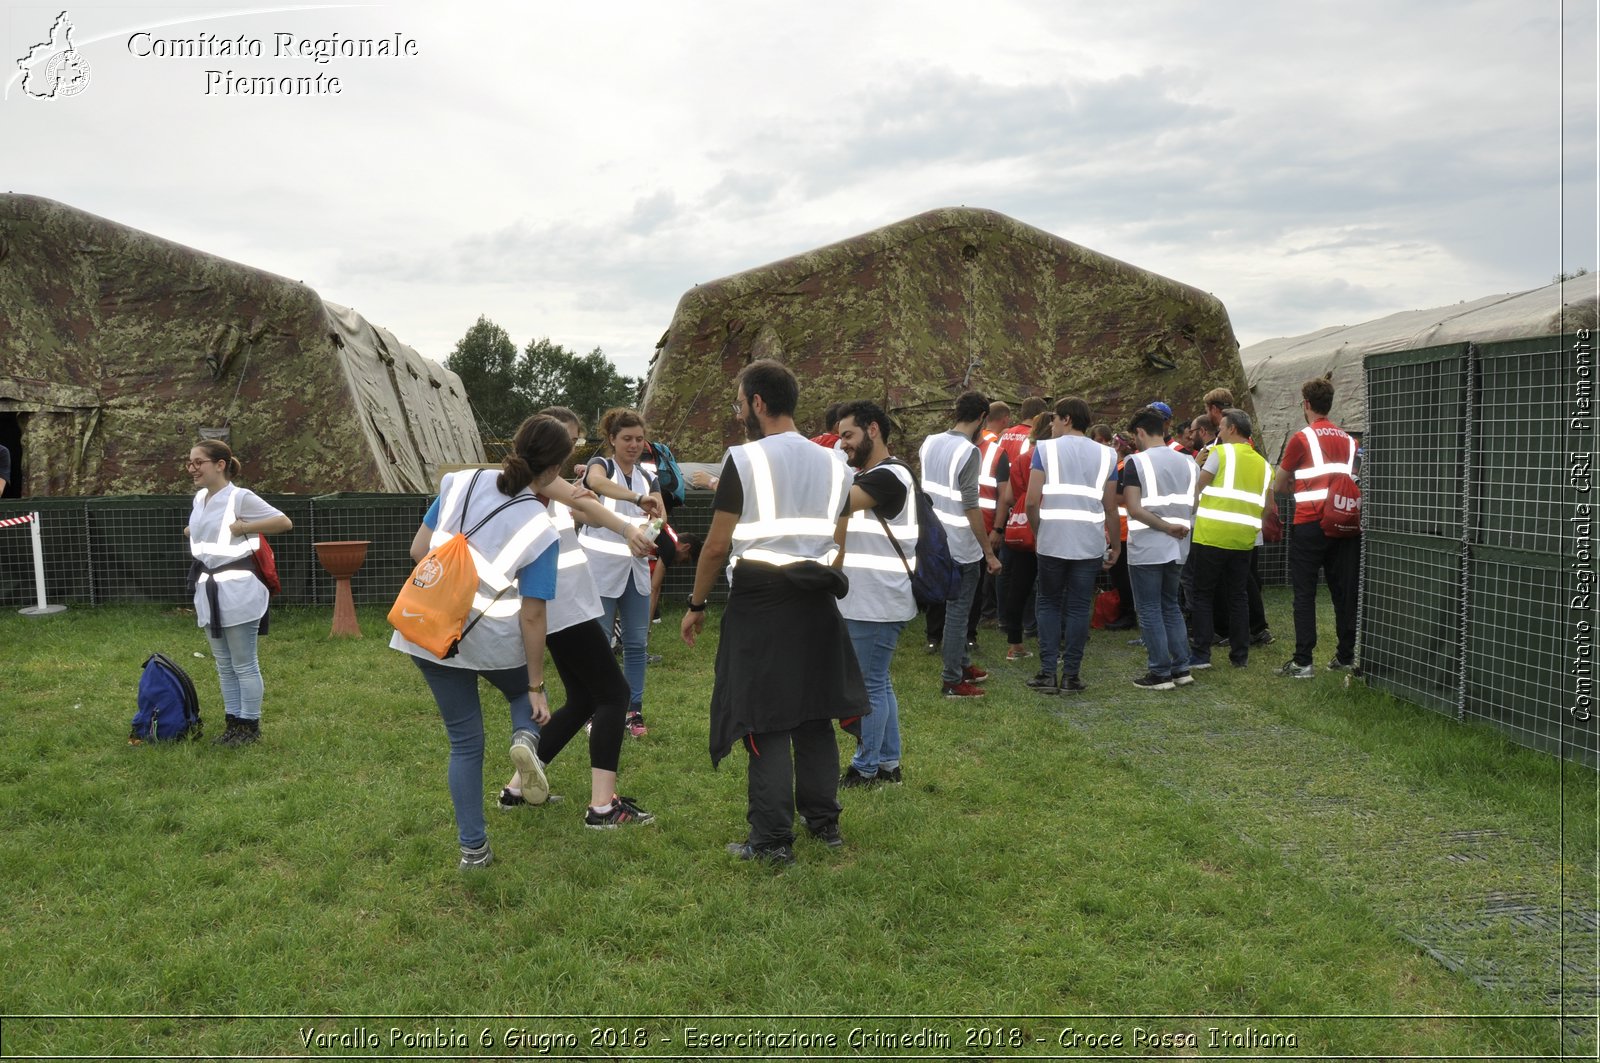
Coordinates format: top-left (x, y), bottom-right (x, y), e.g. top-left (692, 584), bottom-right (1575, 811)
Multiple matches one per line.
top-left (207, 621), bottom-right (263, 721)
top-left (940, 561), bottom-right (980, 683)
top-left (845, 617), bottom-right (906, 776)
top-left (411, 657), bottom-right (536, 850)
top-left (600, 582), bottom-right (650, 711)
top-left (1035, 555), bottom-right (1099, 679)
top-left (1129, 561), bottom-right (1189, 678)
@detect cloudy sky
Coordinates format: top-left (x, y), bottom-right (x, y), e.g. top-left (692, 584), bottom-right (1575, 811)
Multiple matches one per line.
top-left (6, 0), bottom-right (1596, 379)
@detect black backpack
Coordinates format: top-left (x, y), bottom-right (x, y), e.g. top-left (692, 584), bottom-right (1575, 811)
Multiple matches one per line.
top-left (878, 459), bottom-right (962, 607)
top-left (129, 653), bottom-right (203, 744)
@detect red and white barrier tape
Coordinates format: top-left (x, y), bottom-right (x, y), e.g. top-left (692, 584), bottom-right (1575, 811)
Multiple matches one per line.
top-left (0, 513), bottom-right (35, 529)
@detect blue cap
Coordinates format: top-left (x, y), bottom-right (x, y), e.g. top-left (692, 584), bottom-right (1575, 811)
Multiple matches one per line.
top-left (1150, 401), bottom-right (1174, 419)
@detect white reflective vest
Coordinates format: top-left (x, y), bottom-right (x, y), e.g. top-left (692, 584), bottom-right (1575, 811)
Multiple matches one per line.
top-left (189, 483), bottom-right (272, 631)
top-left (1289, 421), bottom-right (1356, 523)
top-left (1126, 446), bottom-right (1197, 567)
top-left (579, 460), bottom-right (653, 597)
top-left (546, 497), bottom-right (604, 635)
top-left (726, 431), bottom-right (849, 576)
top-left (1033, 435), bottom-right (1115, 561)
top-left (918, 430), bottom-right (982, 564)
top-left (389, 470), bottom-right (560, 671)
top-left (839, 461), bottom-right (919, 623)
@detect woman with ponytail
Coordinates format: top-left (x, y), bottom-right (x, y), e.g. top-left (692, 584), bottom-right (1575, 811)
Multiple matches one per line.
top-left (391, 415), bottom-right (571, 870)
top-left (496, 407), bottom-right (657, 827)
top-left (580, 407), bottom-right (663, 738)
top-left (183, 439), bottom-right (292, 746)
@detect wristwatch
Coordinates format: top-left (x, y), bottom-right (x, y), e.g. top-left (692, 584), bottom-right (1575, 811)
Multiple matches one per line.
top-left (686, 596), bottom-right (708, 612)
top-left (528, 681), bottom-right (546, 695)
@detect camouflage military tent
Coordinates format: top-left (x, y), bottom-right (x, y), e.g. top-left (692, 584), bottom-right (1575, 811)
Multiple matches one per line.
top-left (0, 194), bottom-right (482, 497)
top-left (640, 206), bottom-right (1247, 460)
top-left (1241, 280), bottom-right (1599, 461)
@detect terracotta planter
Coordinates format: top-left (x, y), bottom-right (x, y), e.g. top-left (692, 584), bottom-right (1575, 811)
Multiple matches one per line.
top-left (314, 540), bottom-right (370, 638)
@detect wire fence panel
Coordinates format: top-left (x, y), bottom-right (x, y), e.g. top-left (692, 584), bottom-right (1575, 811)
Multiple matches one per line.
top-left (1473, 339), bottom-right (1576, 558)
top-left (1364, 345), bottom-right (1467, 539)
top-left (1360, 531), bottom-right (1463, 716)
top-left (1465, 546), bottom-right (1596, 766)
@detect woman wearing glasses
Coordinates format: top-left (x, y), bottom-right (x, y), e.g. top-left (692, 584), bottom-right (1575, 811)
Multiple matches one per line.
top-left (183, 440), bottom-right (292, 745)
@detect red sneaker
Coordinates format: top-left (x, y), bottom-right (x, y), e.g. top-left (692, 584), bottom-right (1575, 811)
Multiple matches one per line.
top-left (942, 680), bottom-right (986, 698)
top-left (963, 664), bottom-right (989, 683)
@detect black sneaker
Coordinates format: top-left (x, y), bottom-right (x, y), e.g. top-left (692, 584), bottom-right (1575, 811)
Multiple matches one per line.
top-left (585, 796), bottom-right (655, 828)
top-left (878, 765), bottom-right (903, 784)
top-left (497, 787), bottom-right (527, 810)
top-left (1171, 670), bottom-right (1194, 687)
top-left (1132, 671), bottom-right (1175, 690)
top-left (1252, 628), bottom-right (1276, 646)
top-left (1025, 671), bottom-right (1059, 695)
top-left (925, 640), bottom-right (940, 654)
top-left (1328, 656), bottom-right (1355, 671)
top-left (1106, 616), bottom-right (1136, 631)
top-left (840, 766), bottom-right (879, 788)
top-left (1060, 675), bottom-right (1088, 694)
top-left (726, 841), bottom-right (795, 865)
top-left (806, 821), bottom-right (845, 848)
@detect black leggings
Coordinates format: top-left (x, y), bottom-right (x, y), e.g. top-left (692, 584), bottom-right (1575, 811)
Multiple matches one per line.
top-left (538, 619), bottom-right (629, 774)
top-left (1002, 548), bottom-right (1039, 644)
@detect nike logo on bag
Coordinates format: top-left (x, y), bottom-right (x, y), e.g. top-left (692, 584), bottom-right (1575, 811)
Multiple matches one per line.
top-left (402, 609), bottom-right (424, 619)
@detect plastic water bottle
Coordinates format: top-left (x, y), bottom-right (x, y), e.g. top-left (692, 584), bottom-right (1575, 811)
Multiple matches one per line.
top-left (645, 517), bottom-right (664, 538)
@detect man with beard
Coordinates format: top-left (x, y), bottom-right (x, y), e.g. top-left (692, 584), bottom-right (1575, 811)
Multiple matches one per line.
top-left (833, 399), bottom-right (917, 787)
top-left (681, 360), bottom-right (868, 865)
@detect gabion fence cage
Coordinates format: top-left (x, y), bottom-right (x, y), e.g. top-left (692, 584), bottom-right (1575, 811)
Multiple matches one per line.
top-left (0, 492), bottom-right (733, 612)
top-left (1362, 334), bottom-right (1598, 766)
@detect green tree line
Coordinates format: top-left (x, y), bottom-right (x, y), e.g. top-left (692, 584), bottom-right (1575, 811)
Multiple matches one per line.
top-left (445, 315), bottom-right (639, 455)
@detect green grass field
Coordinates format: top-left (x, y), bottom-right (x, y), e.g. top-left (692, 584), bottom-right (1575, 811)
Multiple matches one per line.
top-left (1, 591), bottom-right (1594, 1059)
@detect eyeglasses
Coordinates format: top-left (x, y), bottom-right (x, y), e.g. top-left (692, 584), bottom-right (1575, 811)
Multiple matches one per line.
top-left (730, 401), bottom-right (742, 417)
top-left (184, 459), bottom-right (219, 469)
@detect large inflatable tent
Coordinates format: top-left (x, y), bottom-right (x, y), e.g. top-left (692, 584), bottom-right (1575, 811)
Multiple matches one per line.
top-left (0, 194), bottom-right (482, 497)
top-left (1240, 279), bottom-right (1599, 461)
top-left (640, 207), bottom-right (1248, 460)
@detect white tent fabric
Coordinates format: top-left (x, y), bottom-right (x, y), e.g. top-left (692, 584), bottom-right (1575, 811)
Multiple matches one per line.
top-left (1241, 280), bottom-right (1598, 461)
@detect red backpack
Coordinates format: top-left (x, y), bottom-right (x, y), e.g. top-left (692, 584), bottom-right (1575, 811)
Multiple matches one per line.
top-left (1322, 473), bottom-right (1362, 538)
top-left (251, 538), bottom-right (281, 595)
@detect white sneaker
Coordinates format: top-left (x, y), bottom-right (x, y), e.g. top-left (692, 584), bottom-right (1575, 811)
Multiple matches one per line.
top-left (509, 730), bottom-right (550, 805)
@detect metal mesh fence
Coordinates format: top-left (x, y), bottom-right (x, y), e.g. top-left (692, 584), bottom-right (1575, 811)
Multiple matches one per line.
top-left (1360, 531), bottom-right (1462, 716)
top-left (1364, 345), bottom-right (1467, 539)
top-left (1465, 547), bottom-right (1596, 762)
top-left (1473, 339), bottom-right (1575, 557)
top-left (0, 491), bottom-right (733, 610)
top-left (1362, 334), bottom-right (1597, 766)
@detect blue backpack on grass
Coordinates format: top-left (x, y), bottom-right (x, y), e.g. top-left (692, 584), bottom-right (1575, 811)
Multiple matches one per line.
top-left (130, 653), bottom-right (203, 744)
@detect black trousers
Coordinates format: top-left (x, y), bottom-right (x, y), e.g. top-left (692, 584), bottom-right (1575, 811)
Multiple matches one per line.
top-left (1002, 548), bottom-right (1039, 644)
top-left (744, 719), bottom-right (840, 849)
top-left (537, 619), bottom-right (629, 774)
top-left (1110, 547), bottom-right (1134, 621)
top-left (1289, 524), bottom-right (1360, 666)
top-left (924, 589), bottom-right (982, 645)
top-left (1190, 543), bottom-right (1252, 665)
top-left (1213, 546), bottom-right (1268, 638)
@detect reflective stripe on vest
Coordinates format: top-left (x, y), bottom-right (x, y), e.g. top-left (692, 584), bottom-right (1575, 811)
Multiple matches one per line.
top-left (1126, 449), bottom-right (1197, 562)
top-left (191, 485), bottom-right (259, 572)
top-left (1035, 437), bottom-right (1114, 560)
top-left (977, 439), bottom-right (1001, 511)
top-left (1193, 444), bottom-right (1270, 550)
top-left (1291, 424), bottom-right (1355, 510)
top-left (919, 431), bottom-right (982, 563)
top-left (840, 461), bottom-right (919, 622)
top-left (727, 434), bottom-right (846, 569)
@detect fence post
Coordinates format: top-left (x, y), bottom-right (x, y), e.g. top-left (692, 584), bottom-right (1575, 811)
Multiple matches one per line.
top-left (17, 512), bottom-right (66, 616)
